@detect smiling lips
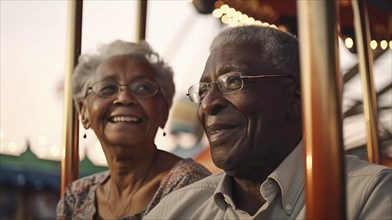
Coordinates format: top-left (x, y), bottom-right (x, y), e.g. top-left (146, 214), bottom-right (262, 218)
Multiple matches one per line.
top-left (109, 115), bottom-right (142, 123)
top-left (206, 123), bottom-right (237, 144)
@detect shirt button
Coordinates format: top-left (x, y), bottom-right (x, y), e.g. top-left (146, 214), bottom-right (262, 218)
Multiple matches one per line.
top-left (286, 204), bottom-right (292, 210)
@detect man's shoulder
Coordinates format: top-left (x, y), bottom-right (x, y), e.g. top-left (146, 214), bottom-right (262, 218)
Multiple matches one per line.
top-left (162, 171), bottom-right (225, 198)
top-left (344, 155), bottom-right (391, 219)
top-left (345, 155), bottom-right (391, 177)
top-left (344, 154), bottom-right (391, 193)
top-left (145, 172), bottom-right (226, 219)
top-left (176, 171), bottom-right (224, 191)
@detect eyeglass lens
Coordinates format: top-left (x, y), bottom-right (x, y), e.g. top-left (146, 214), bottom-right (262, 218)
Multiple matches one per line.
top-left (91, 80), bottom-right (158, 97)
top-left (187, 72), bottom-right (294, 103)
top-left (187, 72), bottom-right (243, 103)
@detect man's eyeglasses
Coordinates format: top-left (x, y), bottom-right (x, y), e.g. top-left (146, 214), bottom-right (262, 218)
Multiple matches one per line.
top-left (186, 72), bottom-right (294, 103)
top-left (85, 80), bottom-right (159, 98)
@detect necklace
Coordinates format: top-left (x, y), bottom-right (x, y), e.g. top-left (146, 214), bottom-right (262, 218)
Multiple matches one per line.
top-left (107, 151), bottom-right (158, 218)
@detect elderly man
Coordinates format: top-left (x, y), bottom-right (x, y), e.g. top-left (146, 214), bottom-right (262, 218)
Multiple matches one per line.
top-left (145, 25), bottom-right (392, 220)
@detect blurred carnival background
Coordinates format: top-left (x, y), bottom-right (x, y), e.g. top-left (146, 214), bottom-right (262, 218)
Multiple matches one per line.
top-left (1, 0), bottom-right (391, 219)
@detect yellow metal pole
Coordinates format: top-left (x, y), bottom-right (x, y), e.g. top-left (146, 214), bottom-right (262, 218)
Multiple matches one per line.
top-left (136, 0), bottom-right (148, 41)
top-left (297, 0), bottom-right (346, 219)
top-left (351, 0), bottom-right (381, 164)
top-left (60, 0), bottom-right (83, 196)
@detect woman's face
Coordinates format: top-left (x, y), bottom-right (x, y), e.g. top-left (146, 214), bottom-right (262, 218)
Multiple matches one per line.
top-left (81, 55), bottom-right (168, 150)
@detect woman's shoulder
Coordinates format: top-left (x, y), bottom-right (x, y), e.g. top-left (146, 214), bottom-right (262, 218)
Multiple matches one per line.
top-left (161, 158), bottom-right (211, 189)
top-left (57, 171), bottom-right (109, 218)
top-left (171, 158), bottom-right (211, 176)
top-left (142, 157), bottom-right (210, 216)
top-left (153, 150), bottom-right (210, 194)
top-left (65, 171), bottom-right (109, 195)
top-left (157, 150), bottom-right (211, 177)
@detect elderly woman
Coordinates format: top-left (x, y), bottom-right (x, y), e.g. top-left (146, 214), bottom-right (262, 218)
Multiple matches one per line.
top-left (56, 40), bottom-right (211, 220)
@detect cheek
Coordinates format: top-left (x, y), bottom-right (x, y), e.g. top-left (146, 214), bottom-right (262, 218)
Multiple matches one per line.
top-left (230, 95), bottom-right (258, 115)
top-left (197, 107), bottom-right (204, 127)
top-left (143, 100), bottom-right (166, 125)
top-left (87, 99), bottom-right (111, 126)
top-left (237, 88), bottom-right (286, 115)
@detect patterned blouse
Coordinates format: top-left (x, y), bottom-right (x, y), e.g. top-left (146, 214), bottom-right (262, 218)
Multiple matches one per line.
top-left (56, 158), bottom-right (211, 220)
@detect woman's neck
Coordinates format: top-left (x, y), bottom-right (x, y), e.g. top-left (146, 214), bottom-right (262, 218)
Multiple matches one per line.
top-left (108, 148), bottom-right (158, 190)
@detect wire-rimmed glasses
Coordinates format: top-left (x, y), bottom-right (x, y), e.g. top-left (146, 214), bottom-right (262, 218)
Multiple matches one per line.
top-left (186, 72), bottom-right (294, 103)
top-left (85, 80), bottom-right (159, 98)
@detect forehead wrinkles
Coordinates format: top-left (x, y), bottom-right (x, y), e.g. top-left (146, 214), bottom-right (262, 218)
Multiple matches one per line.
top-left (202, 49), bottom-right (254, 82)
top-left (95, 57), bottom-right (154, 81)
top-left (98, 57), bottom-right (143, 72)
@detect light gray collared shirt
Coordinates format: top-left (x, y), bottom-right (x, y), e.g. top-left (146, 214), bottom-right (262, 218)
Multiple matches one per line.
top-left (145, 141), bottom-right (392, 219)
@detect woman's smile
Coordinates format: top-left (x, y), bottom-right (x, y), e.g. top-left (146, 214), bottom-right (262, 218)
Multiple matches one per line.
top-left (109, 115), bottom-right (142, 123)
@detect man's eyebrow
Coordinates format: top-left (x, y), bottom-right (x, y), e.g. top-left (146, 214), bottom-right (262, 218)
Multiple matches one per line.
top-left (200, 65), bottom-right (247, 82)
top-left (217, 65), bottom-right (246, 75)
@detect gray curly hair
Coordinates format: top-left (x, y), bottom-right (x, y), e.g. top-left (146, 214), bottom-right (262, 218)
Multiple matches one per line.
top-left (210, 25), bottom-right (299, 78)
top-left (72, 40), bottom-right (175, 112)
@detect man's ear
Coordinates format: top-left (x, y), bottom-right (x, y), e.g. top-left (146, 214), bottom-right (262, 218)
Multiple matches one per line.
top-left (286, 84), bottom-right (301, 121)
top-left (78, 101), bottom-right (91, 129)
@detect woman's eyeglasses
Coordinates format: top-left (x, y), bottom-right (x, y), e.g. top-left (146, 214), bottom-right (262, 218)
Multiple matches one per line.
top-left (186, 71), bottom-right (294, 103)
top-left (85, 80), bottom-right (159, 98)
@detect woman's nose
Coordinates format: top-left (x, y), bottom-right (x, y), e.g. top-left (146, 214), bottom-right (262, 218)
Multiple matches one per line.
top-left (113, 85), bottom-right (137, 105)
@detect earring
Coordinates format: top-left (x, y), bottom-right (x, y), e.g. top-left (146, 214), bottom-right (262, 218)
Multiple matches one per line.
top-left (83, 133), bottom-right (87, 139)
top-left (163, 131), bottom-right (166, 137)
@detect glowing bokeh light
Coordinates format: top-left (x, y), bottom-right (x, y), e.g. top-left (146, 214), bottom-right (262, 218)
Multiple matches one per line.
top-left (345, 37), bottom-right (354, 49)
top-left (380, 40), bottom-right (388, 50)
top-left (370, 40), bottom-right (378, 50)
top-left (8, 142), bottom-right (17, 152)
top-left (38, 135), bottom-right (48, 146)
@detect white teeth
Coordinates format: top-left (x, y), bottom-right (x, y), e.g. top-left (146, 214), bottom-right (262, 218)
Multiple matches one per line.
top-left (111, 116), bottom-right (140, 123)
top-left (210, 130), bottom-right (219, 135)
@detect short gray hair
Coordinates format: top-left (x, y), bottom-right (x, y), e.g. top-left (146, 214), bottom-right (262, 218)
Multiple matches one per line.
top-left (72, 40), bottom-right (175, 112)
top-left (210, 25), bottom-right (299, 78)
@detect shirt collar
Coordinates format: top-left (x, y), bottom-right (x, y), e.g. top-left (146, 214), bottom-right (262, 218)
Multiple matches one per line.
top-left (213, 173), bottom-right (233, 210)
top-left (268, 139), bottom-right (305, 215)
top-left (212, 140), bottom-right (305, 215)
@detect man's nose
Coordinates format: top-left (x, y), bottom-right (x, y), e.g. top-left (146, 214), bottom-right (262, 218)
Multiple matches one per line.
top-left (199, 83), bottom-right (226, 115)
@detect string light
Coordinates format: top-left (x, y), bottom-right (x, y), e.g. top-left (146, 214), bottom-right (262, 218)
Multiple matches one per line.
top-left (345, 37), bottom-right (354, 49)
top-left (380, 40), bottom-right (388, 50)
top-left (343, 38), bottom-right (391, 50)
top-left (214, 4), bottom-right (275, 27)
top-left (212, 9), bottom-right (223, 18)
top-left (212, 4), bottom-right (389, 50)
top-left (370, 40), bottom-right (378, 50)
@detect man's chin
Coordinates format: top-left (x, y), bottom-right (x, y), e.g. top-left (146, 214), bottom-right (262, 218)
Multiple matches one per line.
top-left (223, 165), bottom-right (264, 182)
top-left (219, 162), bottom-right (241, 177)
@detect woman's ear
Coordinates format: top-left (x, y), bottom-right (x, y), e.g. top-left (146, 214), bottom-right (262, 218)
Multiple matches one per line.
top-left (79, 101), bottom-right (91, 129)
top-left (158, 102), bottom-right (169, 129)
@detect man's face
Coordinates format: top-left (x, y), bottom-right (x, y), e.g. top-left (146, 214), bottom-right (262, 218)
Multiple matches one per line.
top-left (197, 44), bottom-right (298, 180)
